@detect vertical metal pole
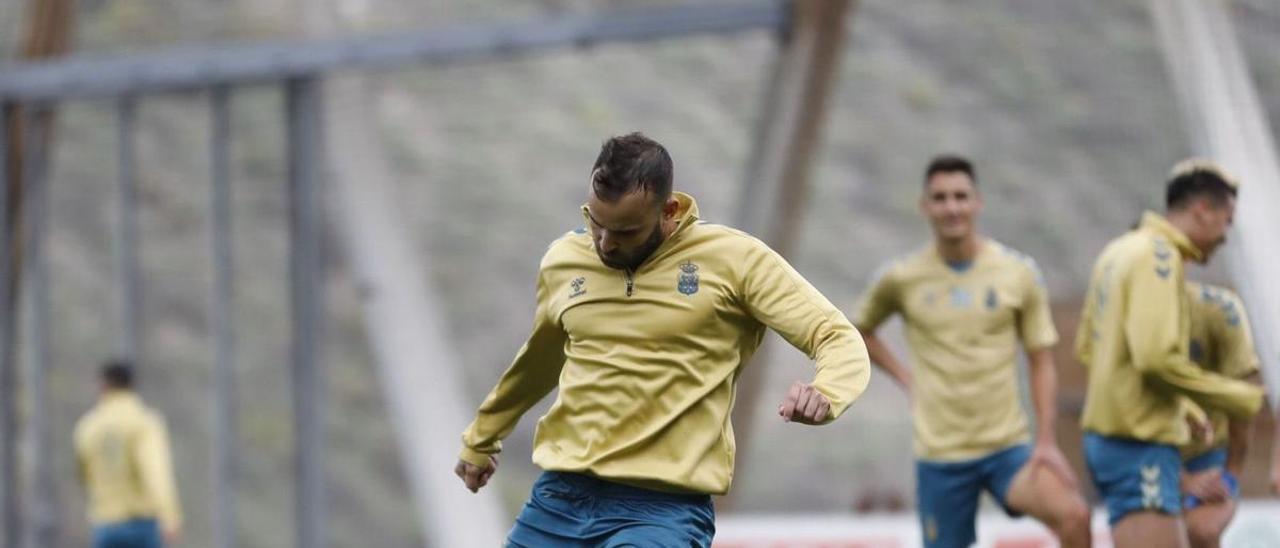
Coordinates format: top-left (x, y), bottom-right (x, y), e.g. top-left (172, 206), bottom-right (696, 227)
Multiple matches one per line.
top-left (286, 77), bottom-right (325, 548)
top-left (115, 97), bottom-right (141, 363)
top-left (209, 86), bottom-right (238, 548)
top-left (22, 104), bottom-right (55, 548)
top-left (0, 102), bottom-right (21, 548)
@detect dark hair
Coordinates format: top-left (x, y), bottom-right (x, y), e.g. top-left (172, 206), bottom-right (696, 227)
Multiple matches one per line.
top-left (101, 359), bottom-right (134, 389)
top-left (924, 154), bottom-right (977, 186)
top-left (590, 133), bottom-right (673, 205)
top-left (1166, 160), bottom-right (1237, 210)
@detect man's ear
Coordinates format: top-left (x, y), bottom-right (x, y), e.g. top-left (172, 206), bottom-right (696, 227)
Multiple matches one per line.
top-left (663, 196), bottom-right (680, 219)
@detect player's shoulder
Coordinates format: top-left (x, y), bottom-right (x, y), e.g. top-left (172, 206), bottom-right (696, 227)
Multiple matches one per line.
top-left (1094, 228), bottom-right (1166, 279)
top-left (867, 246), bottom-right (930, 286)
top-left (1187, 281), bottom-right (1245, 324)
top-left (72, 406), bottom-right (100, 440)
top-left (540, 228), bottom-right (594, 268)
top-left (1120, 227), bottom-right (1177, 261)
top-left (139, 405), bottom-right (162, 423)
top-left (75, 399), bottom-right (119, 430)
top-left (683, 222), bottom-right (779, 260)
top-left (1190, 281), bottom-right (1241, 303)
top-left (987, 239), bottom-right (1036, 267)
top-left (986, 240), bottom-right (1046, 279)
top-left (689, 221), bottom-right (759, 243)
top-left (1118, 229), bottom-right (1182, 283)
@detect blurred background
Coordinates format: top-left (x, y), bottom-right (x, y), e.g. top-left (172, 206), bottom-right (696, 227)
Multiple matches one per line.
top-left (1, 0), bottom-right (1279, 546)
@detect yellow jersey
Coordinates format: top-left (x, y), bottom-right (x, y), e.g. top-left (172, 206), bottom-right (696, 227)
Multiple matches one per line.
top-left (852, 239), bottom-right (1058, 461)
top-left (459, 192), bottom-right (870, 495)
top-left (73, 391), bottom-right (182, 532)
top-left (1181, 282), bottom-right (1260, 457)
top-left (1076, 212), bottom-right (1263, 445)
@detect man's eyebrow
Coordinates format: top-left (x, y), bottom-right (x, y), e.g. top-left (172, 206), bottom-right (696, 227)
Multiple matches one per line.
top-left (586, 211), bottom-right (642, 232)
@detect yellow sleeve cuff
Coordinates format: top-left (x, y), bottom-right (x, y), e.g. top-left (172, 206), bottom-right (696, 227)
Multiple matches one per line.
top-left (1182, 398), bottom-right (1209, 425)
top-left (458, 447), bottom-right (494, 468)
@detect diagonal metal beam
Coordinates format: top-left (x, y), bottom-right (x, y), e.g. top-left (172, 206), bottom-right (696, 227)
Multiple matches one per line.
top-left (727, 0), bottom-right (855, 508)
top-left (0, 1), bottom-right (785, 102)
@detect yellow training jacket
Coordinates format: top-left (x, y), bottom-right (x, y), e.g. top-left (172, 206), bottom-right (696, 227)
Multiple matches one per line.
top-left (1181, 282), bottom-right (1260, 458)
top-left (460, 192), bottom-right (870, 495)
top-left (1076, 212), bottom-right (1263, 445)
top-left (73, 391), bottom-right (183, 532)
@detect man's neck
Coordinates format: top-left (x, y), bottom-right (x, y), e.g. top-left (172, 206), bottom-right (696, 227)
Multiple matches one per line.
top-left (935, 233), bottom-right (982, 264)
top-left (1163, 210), bottom-right (1205, 261)
top-left (661, 215), bottom-right (679, 240)
top-left (100, 388), bottom-right (132, 401)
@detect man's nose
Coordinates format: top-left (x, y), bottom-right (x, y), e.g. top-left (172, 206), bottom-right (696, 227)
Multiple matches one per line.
top-left (944, 199), bottom-right (963, 215)
top-left (598, 232), bottom-right (619, 253)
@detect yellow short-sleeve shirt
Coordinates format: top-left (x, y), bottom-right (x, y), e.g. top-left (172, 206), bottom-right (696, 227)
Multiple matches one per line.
top-left (853, 239), bottom-right (1057, 460)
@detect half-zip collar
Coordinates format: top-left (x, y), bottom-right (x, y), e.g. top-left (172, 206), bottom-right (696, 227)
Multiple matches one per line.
top-left (1138, 211), bottom-right (1203, 263)
top-left (583, 192), bottom-right (701, 297)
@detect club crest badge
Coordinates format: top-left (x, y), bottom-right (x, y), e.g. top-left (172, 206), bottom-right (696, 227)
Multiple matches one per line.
top-left (569, 277), bottom-right (587, 298)
top-left (677, 261), bottom-right (700, 295)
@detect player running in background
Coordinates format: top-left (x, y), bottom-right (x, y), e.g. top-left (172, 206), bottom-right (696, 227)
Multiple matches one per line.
top-left (455, 133), bottom-right (871, 546)
top-left (1076, 159), bottom-right (1264, 548)
top-left (853, 155), bottom-right (1091, 548)
top-left (1179, 282), bottom-right (1263, 548)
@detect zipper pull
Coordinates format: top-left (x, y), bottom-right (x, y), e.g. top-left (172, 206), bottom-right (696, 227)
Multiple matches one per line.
top-left (625, 270), bottom-right (634, 297)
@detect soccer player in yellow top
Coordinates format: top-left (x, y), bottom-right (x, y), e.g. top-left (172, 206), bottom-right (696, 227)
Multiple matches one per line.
top-left (454, 133), bottom-right (871, 546)
top-left (853, 155), bottom-right (1091, 548)
top-left (1076, 160), bottom-right (1263, 548)
top-left (1178, 282), bottom-right (1261, 548)
top-left (74, 360), bottom-right (183, 548)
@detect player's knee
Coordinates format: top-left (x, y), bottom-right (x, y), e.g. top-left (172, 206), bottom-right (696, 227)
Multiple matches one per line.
top-left (1055, 500), bottom-right (1092, 539)
top-left (1186, 517), bottom-right (1223, 548)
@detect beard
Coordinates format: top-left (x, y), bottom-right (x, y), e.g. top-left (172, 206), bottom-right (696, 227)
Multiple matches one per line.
top-left (597, 223), bottom-right (666, 271)
top-left (1197, 236), bottom-right (1226, 263)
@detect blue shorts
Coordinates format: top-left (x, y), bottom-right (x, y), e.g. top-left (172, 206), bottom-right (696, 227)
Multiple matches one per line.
top-left (1183, 448), bottom-right (1239, 509)
top-left (1084, 433), bottom-right (1182, 525)
top-left (93, 518), bottom-right (163, 548)
top-left (507, 471), bottom-right (715, 548)
top-left (916, 444), bottom-right (1030, 548)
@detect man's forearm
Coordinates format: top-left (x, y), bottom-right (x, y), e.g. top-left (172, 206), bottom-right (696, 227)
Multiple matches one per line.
top-left (862, 332), bottom-right (911, 389)
top-left (1226, 418), bottom-right (1250, 477)
top-left (1028, 348), bottom-right (1059, 444)
top-left (1226, 374), bottom-right (1266, 476)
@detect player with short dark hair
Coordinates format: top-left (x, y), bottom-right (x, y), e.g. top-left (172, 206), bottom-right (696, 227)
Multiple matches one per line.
top-left (854, 154), bottom-right (1092, 548)
top-left (456, 132), bottom-right (871, 546)
top-left (75, 360), bottom-right (183, 548)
